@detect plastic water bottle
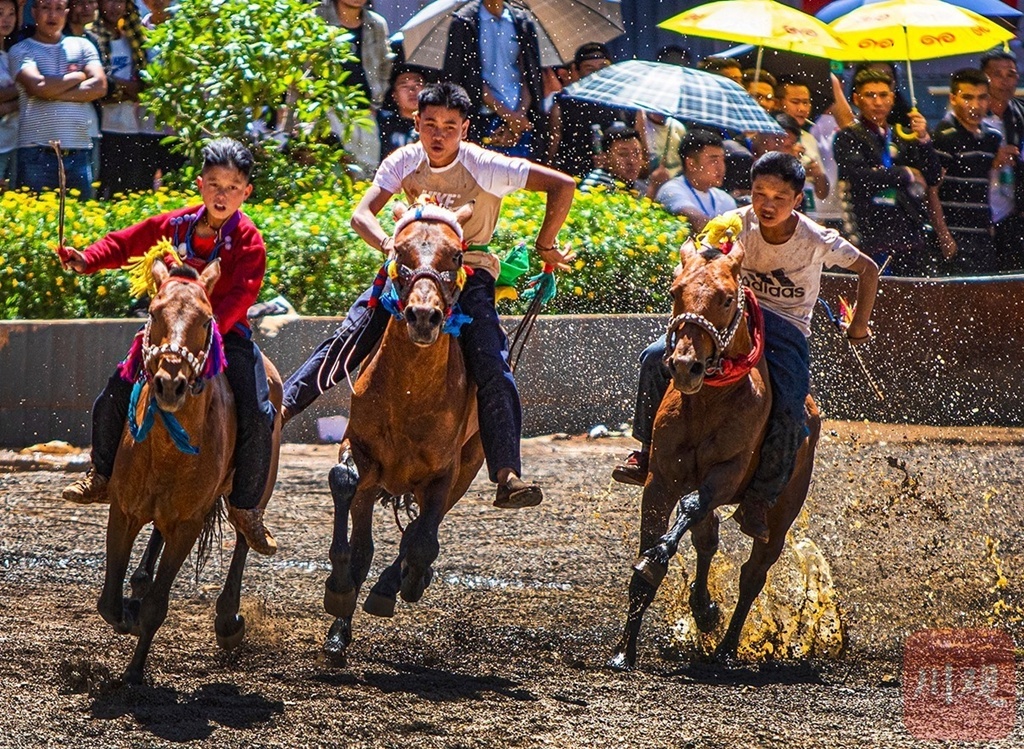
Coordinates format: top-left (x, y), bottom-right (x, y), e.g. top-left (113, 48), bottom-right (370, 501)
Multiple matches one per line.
top-left (999, 163), bottom-right (1015, 200)
top-left (590, 123), bottom-right (603, 155)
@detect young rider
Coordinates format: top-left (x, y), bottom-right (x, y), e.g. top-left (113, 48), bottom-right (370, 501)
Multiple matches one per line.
top-left (613, 152), bottom-right (879, 543)
top-left (58, 138), bottom-right (279, 555)
top-left (282, 81), bottom-right (576, 508)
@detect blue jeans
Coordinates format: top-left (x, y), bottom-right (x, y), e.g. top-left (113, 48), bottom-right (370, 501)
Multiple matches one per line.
top-left (92, 331), bottom-right (274, 510)
top-left (283, 270), bottom-right (523, 482)
top-left (17, 145), bottom-right (94, 199)
top-left (631, 307), bottom-right (810, 506)
top-left (0, 149), bottom-right (16, 187)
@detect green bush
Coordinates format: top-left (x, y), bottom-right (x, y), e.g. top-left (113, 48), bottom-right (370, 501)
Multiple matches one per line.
top-left (140, 0), bottom-right (366, 200)
top-left (0, 186), bottom-right (689, 319)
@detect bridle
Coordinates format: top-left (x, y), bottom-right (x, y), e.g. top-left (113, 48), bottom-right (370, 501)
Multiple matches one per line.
top-left (665, 283), bottom-right (747, 375)
top-left (388, 252), bottom-right (467, 319)
top-left (141, 276), bottom-right (217, 394)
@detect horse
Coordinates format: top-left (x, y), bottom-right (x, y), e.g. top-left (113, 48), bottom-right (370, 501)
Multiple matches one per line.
top-left (322, 202), bottom-right (485, 663)
top-left (607, 240), bottom-right (821, 670)
top-left (98, 259), bottom-right (283, 684)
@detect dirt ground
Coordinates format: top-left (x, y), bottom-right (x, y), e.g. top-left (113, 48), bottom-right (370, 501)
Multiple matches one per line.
top-left (2, 421), bottom-right (1023, 748)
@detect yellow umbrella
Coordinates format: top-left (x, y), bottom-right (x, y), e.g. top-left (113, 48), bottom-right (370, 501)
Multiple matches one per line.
top-left (660, 0), bottom-right (852, 79)
top-left (831, 0), bottom-right (1016, 110)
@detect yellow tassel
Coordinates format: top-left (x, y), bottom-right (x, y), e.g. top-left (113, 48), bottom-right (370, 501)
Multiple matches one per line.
top-left (122, 239), bottom-right (181, 299)
top-left (387, 259), bottom-right (399, 280)
top-left (696, 214), bottom-right (743, 253)
top-left (494, 285), bottom-right (518, 303)
top-left (455, 266), bottom-right (467, 289)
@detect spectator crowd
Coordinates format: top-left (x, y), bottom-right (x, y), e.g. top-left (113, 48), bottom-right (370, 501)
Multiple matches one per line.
top-left (3, 0), bottom-right (1024, 276)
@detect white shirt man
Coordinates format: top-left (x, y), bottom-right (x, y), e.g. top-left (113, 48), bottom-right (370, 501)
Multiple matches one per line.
top-left (656, 128), bottom-right (737, 233)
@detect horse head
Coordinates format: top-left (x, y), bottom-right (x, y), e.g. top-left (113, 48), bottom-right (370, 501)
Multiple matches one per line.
top-left (665, 240), bottom-right (747, 395)
top-left (390, 201), bottom-right (474, 345)
top-left (144, 259), bottom-right (221, 412)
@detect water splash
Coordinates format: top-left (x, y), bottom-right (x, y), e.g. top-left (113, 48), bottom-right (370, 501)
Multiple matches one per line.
top-left (664, 521), bottom-right (845, 660)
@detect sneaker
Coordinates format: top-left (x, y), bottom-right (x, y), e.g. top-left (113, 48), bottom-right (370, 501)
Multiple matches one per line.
top-left (737, 497), bottom-right (771, 544)
top-left (228, 506), bottom-right (278, 555)
top-left (611, 450), bottom-right (649, 486)
top-left (61, 469), bottom-right (110, 504)
top-left (494, 475), bottom-right (543, 509)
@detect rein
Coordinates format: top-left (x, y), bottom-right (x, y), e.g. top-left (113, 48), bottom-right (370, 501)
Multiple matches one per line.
top-left (665, 286), bottom-right (764, 385)
top-left (124, 276), bottom-right (227, 455)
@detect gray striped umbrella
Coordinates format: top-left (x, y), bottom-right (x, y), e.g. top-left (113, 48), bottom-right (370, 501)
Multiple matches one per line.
top-left (561, 60), bottom-right (784, 133)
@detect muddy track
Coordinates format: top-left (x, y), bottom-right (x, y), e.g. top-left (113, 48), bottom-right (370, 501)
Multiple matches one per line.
top-left (1, 422), bottom-right (1023, 748)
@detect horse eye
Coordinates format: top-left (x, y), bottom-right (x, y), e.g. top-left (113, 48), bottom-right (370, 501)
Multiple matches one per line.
top-left (453, 251), bottom-right (463, 266)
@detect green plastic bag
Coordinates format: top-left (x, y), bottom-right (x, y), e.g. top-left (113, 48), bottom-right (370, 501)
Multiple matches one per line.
top-left (496, 242), bottom-right (530, 287)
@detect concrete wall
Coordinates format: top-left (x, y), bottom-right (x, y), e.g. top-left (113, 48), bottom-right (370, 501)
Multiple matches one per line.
top-left (0, 315), bottom-right (662, 448)
top-left (3, 273), bottom-right (1023, 449)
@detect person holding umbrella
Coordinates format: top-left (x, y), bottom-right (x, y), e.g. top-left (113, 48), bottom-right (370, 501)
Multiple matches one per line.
top-left (834, 66), bottom-right (940, 275)
top-left (442, 0), bottom-right (545, 161)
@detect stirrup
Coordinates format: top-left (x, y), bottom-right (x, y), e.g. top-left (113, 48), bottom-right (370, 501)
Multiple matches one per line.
top-left (611, 450), bottom-right (649, 487)
top-left (494, 476), bottom-right (543, 509)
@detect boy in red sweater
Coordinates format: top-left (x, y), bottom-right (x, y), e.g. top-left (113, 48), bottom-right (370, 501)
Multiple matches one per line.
top-left (59, 138), bottom-right (277, 555)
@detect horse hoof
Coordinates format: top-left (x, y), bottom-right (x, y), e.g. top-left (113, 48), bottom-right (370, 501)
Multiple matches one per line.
top-left (691, 601), bottom-right (721, 633)
top-left (324, 586), bottom-right (358, 618)
top-left (122, 598), bottom-right (143, 637)
top-left (689, 584), bottom-right (721, 633)
top-left (323, 618), bottom-right (352, 667)
top-left (399, 565), bottom-right (432, 604)
top-left (632, 556), bottom-right (667, 587)
top-left (712, 642), bottom-right (741, 664)
top-left (216, 615), bottom-right (246, 651)
top-left (606, 651), bottom-right (634, 672)
top-left (363, 592), bottom-right (396, 618)
top-left (122, 668), bottom-right (144, 686)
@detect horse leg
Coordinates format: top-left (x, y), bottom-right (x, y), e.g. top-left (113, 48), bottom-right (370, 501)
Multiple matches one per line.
top-left (607, 476), bottom-right (678, 671)
top-left (324, 453), bottom-right (373, 663)
top-left (98, 502), bottom-right (144, 635)
top-left (129, 527), bottom-right (163, 601)
top-left (689, 512), bottom-right (722, 633)
top-left (123, 523), bottom-right (201, 684)
top-left (324, 453), bottom-right (360, 616)
top-left (400, 477), bottom-right (452, 604)
top-left (715, 445), bottom-right (815, 661)
top-left (215, 529), bottom-right (250, 651)
top-left (364, 531), bottom-right (412, 618)
top-left (635, 489), bottom-right (711, 584)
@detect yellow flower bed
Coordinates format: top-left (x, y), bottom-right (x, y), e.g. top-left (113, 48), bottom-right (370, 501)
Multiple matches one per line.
top-left (1, 185), bottom-right (688, 319)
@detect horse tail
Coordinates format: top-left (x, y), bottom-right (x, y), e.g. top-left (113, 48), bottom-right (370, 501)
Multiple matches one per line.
top-left (193, 497), bottom-right (224, 583)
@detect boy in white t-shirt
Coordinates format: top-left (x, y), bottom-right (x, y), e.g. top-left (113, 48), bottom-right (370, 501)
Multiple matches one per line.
top-left (614, 152), bottom-right (879, 543)
top-left (282, 82), bottom-right (577, 508)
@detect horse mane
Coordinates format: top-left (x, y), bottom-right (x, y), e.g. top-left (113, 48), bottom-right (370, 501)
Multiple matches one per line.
top-left (168, 264), bottom-right (200, 280)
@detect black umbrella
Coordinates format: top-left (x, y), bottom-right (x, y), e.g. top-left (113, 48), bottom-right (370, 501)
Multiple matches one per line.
top-left (721, 44), bottom-right (836, 114)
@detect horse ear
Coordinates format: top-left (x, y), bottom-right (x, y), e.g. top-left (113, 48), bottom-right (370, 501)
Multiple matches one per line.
top-left (392, 202), bottom-right (408, 222)
top-left (200, 258), bottom-right (221, 293)
top-left (727, 241), bottom-right (746, 271)
top-left (152, 258), bottom-right (169, 287)
top-left (453, 201), bottom-right (475, 227)
top-left (679, 238), bottom-right (698, 263)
